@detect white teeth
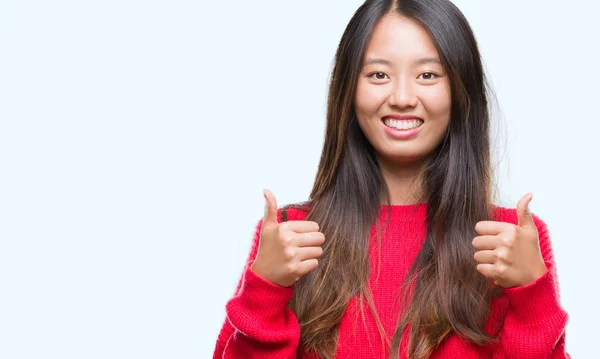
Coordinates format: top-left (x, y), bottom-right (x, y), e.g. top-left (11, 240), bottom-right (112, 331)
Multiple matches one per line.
top-left (383, 118), bottom-right (423, 130)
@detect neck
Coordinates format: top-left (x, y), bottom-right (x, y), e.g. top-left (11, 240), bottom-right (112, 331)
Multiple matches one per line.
top-left (377, 155), bottom-right (426, 206)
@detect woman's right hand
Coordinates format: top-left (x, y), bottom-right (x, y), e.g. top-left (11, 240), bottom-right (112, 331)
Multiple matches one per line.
top-left (250, 189), bottom-right (325, 287)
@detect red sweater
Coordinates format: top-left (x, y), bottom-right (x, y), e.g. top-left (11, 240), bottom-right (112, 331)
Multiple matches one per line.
top-left (214, 204), bottom-right (570, 358)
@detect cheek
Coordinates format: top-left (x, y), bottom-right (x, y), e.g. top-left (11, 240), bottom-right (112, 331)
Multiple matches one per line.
top-left (355, 80), bottom-right (387, 116)
top-left (425, 84), bottom-right (451, 119)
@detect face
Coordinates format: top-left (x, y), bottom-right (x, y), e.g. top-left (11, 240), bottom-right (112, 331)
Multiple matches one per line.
top-left (355, 14), bottom-right (451, 165)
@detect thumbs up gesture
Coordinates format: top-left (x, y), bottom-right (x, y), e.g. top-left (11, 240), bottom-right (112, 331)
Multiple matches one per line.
top-left (250, 189), bottom-right (325, 287)
top-left (472, 193), bottom-right (549, 288)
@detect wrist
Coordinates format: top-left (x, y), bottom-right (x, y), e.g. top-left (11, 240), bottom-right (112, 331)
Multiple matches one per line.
top-left (529, 262), bottom-right (549, 285)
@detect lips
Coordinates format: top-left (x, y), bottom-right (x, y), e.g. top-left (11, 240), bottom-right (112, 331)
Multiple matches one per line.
top-left (382, 114), bottom-right (423, 121)
top-left (380, 114), bottom-right (423, 139)
top-left (381, 114), bottom-right (424, 131)
top-left (383, 118), bottom-right (423, 130)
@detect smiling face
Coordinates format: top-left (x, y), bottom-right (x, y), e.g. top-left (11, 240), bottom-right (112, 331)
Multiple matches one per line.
top-left (355, 14), bottom-right (452, 165)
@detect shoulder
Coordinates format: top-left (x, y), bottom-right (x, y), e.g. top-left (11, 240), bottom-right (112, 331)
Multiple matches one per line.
top-left (278, 201), bottom-right (311, 222)
top-left (247, 201), bottom-right (313, 258)
top-left (252, 201), bottom-right (312, 232)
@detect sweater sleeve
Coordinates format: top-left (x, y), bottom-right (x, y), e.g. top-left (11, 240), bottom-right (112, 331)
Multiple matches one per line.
top-left (213, 217), bottom-right (301, 359)
top-left (492, 212), bottom-right (570, 359)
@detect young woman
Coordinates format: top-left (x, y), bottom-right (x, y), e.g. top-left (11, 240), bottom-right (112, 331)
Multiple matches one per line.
top-left (214, 0), bottom-right (570, 358)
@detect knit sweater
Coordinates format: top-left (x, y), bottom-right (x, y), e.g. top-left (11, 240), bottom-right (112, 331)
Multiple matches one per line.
top-left (213, 203), bottom-right (570, 358)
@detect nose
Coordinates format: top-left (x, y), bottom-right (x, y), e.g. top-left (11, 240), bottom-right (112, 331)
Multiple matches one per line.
top-left (388, 77), bottom-right (418, 109)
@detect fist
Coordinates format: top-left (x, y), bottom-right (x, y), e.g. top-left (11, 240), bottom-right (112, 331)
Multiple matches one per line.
top-left (472, 193), bottom-right (548, 288)
top-left (250, 189), bottom-right (325, 287)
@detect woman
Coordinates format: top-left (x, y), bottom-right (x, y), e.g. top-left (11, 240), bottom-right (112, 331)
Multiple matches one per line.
top-left (214, 0), bottom-right (570, 358)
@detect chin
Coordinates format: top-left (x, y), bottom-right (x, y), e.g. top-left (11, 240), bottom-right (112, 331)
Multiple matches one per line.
top-left (377, 149), bottom-right (427, 165)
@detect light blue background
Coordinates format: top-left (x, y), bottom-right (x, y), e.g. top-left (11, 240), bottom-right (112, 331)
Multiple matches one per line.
top-left (0, 0), bottom-right (597, 358)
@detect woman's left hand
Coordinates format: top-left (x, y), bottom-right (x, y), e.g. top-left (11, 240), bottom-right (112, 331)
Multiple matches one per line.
top-left (472, 193), bottom-right (549, 288)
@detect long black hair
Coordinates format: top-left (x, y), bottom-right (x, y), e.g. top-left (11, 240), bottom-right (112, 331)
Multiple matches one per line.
top-left (283, 1), bottom-right (503, 357)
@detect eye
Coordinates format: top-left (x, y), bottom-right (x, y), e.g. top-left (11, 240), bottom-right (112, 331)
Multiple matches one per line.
top-left (367, 72), bottom-right (389, 81)
top-left (418, 72), bottom-right (440, 80)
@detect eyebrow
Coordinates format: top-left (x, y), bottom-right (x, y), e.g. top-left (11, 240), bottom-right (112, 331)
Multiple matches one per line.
top-left (363, 57), bottom-right (442, 67)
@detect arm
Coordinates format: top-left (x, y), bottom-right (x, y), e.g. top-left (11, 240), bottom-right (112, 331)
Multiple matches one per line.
top-left (492, 213), bottom-right (570, 358)
top-left (213, 218), bottom-right (301, 359)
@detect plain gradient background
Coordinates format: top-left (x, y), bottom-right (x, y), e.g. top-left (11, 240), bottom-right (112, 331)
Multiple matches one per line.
top-left (1, 0), bottom-right (598, 358)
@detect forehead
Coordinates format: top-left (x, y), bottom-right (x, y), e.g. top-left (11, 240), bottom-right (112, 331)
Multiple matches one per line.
top-left (364, 14), bottom-right (440, 64)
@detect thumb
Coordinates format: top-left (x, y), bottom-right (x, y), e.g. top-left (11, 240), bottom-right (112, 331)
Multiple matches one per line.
top-left (517, 192), bottom-right (535, 228)
top-left (262, 189), bottom-right (279, 226)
